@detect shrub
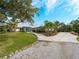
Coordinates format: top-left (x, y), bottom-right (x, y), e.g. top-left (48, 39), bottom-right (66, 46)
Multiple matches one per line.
top-left (0, 26), bottom-right (7, 34)
top-left (77, 36), bottom-right (79, 41)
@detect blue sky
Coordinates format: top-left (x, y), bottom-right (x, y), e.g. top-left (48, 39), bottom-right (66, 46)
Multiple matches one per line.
top-left (32, 0), bottom-right (79, 26)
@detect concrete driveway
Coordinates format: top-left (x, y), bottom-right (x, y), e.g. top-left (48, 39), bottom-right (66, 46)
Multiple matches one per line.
top-left (9, 41), bottom-right (79, 59)
top-left (34, 32), bottom-right (79, 43)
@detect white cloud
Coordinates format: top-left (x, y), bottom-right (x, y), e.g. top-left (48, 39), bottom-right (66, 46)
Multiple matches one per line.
top-left (69, 0), bottom-right (79, 15)
top-left (69, 0), bottom-right (79, 5)
top-left (61, 0), bottom-right (79, 15)
top-left (32, 0), bottom-right (58, 14)
top-left (46, 0), bottom-right (57, 12)
top-left (71, 9), bottom-right (79, 16)
top-left (32, 0), bottom-right (43, 8)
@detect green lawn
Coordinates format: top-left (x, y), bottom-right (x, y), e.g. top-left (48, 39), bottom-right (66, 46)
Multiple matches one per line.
top-left (0, 32), bottom-right (37, 57)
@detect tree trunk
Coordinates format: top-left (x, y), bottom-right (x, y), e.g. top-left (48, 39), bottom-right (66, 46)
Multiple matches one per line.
top-left (13, 24), bottom-right (16, 32)
top-left (10, 24), bottom-right (16, 32)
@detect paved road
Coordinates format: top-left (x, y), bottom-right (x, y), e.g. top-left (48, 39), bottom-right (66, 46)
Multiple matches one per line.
top-left (34, 32), bottom-right (79, 43)
top-left (9, 41), bottom-right (79, 59)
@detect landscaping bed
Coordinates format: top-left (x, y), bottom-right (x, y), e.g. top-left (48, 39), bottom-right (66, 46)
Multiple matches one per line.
top-left (0, 32), bottom-right (37, 57)
top-left (71, 32), bottom-right (78, 35)
top-left (70, 32), bottom-right (79, 41)
top-left (42, 32), bottom-right (57, 36)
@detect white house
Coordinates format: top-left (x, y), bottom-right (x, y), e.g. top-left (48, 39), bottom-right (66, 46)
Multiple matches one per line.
top-left (16, 22), bottom-right (33, 32)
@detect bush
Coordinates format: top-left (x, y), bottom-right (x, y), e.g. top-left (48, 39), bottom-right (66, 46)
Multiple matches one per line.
top-left (0, 26), bottom-right (7, 34)
top-left (77, 36), bottom-right (79, 41)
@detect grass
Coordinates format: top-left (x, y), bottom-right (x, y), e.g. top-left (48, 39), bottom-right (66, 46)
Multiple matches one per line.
top-left (0, 32), bottom-right (37, 57)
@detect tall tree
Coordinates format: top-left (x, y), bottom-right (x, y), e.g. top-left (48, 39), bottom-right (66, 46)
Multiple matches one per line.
top-left (70, 18), bottom-right (79, 34)
top-left (0, 0), bottom-right (38, 32)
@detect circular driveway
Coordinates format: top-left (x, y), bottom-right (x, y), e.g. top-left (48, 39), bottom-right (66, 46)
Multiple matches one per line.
top-left (34, 32), bottom-right (79, 43)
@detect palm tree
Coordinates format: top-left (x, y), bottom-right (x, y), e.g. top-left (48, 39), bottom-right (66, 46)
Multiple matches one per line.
top-left (44, 20), bottom-right (52, 32)
top-left (53, 21), bottom-right (60, 32)
top-left (44, 20), bottom-right (51, 36)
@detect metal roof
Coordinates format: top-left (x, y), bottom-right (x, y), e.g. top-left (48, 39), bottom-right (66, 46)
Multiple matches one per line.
top-left (0, 22), bottom-right (7, 26)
